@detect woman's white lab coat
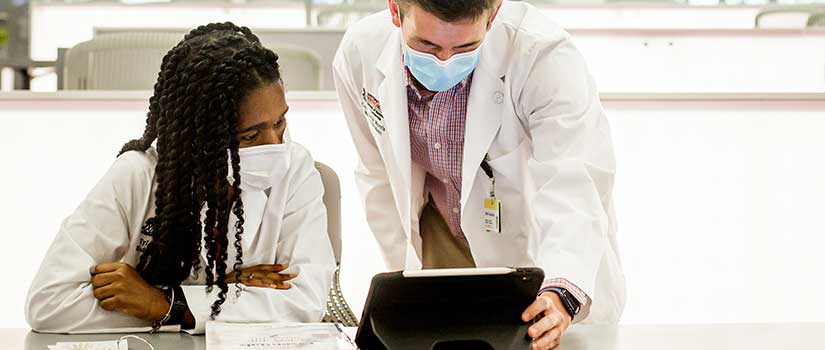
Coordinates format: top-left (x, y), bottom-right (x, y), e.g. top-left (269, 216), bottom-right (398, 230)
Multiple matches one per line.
top-left (25, 143), bottom-right (335, 334)
top-left (333, 1), bottom-right (625, 323)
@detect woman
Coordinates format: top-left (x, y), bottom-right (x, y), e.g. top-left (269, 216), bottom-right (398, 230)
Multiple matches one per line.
top-left (25, 22), bottom-right (335, 334)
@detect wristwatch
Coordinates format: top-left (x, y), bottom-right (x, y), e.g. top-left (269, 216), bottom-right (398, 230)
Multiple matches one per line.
top-left (543, 287), bottom-right (581, 319)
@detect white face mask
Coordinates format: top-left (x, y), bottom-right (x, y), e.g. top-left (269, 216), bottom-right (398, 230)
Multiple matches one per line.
top-left (229, 143), bottom-right (290, 192)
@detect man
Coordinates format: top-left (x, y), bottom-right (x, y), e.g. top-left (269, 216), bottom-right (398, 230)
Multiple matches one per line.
top-left (333, 1), bottom-right (626, 348)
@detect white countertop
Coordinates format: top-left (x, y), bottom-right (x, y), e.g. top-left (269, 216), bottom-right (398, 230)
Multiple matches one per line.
top-left (6, 323), bottom-right (825, 350)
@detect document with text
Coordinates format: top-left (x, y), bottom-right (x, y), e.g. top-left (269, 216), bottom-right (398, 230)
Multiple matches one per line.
top-left (206, 322), bottom-right (357, 350)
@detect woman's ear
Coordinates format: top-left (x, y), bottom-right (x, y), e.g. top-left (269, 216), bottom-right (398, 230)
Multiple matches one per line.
top-left (389, 0), bottom-right (402, 28)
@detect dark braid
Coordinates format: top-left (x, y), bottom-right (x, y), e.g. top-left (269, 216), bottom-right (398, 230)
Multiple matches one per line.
top-left (118, 22), bottom-right (282, 318)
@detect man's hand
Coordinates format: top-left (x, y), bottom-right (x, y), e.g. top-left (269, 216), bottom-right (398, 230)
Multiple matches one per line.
top-left (225, 264), bottom-right (296, 290)
top-left (521, 292), bottom-right (573, 350)
top-left (91, 263), bottom-right (170, 321)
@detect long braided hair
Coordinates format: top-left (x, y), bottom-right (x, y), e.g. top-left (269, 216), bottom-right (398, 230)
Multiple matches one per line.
top-left (118, 22), bottom-right (282, 318)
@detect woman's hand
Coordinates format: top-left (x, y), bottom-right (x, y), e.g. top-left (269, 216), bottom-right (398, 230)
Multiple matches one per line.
top-left (91, 262), bottom-right (170, 322)
top-left (225, 264), bottom-right (297, 290)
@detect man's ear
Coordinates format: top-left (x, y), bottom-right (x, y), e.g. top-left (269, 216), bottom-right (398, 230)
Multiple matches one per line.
top-left (389, 0), bottom-right (402, 28)
top-left (487, 0), bottom-right (503, 31)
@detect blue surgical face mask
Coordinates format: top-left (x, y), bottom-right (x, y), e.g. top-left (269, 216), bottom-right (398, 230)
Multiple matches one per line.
top-left (404, 42), bottom-right (482, 92)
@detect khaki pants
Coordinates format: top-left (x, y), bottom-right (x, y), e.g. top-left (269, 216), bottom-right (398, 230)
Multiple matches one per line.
top-left (419, 200), bottom-right (476, 269)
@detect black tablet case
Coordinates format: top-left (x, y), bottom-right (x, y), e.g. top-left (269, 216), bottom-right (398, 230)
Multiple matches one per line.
top-left (355, 268), bottom-right (545, 350)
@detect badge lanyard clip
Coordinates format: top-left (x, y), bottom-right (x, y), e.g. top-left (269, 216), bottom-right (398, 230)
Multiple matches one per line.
top-left (481, 155), bottom-right (496, 198)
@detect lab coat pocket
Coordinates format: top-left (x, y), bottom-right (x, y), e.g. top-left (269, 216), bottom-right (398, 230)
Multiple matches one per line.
top-left (471, 197), bottom-right (532, 268)
top-left (481, 139), bottom-right (534, 266)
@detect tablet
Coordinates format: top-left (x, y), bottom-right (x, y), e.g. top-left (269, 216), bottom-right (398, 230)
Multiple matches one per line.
top-left (355, 267), bottom-right (544, 350)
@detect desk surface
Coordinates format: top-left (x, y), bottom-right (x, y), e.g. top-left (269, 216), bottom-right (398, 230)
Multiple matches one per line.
top-left (5, 323), bottom-right (825, 350)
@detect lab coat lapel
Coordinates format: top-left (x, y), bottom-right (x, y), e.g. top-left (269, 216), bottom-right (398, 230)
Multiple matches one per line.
top-left (375, 32), bottom-right (413, 234)
top-left (460, 44), bottom-right (505, 210)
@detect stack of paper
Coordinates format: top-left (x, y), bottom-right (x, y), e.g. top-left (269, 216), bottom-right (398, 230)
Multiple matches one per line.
top-left (206, 322), bottom-right (357, 350)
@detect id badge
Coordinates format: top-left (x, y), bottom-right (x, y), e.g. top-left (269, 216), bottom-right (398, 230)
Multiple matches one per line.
top-left (483, 198), bottom-right (502, 234)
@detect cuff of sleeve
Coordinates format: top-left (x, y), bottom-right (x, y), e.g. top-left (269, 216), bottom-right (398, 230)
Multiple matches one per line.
top-left (180, 285), bottom-right (213, 335)
top-left (540, 278), bottom-right (592, 324)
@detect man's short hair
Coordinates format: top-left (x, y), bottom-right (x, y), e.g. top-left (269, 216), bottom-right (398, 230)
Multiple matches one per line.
top-left (397, 0), bottom-right (499, 23)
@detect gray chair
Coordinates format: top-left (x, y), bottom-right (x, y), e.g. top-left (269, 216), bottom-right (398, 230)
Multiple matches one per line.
top-left (64, 32), bottom-right (180, 90)
top-left (260, 42), bottom-right (322, 91)
top-left (64, 31), bottom-right (323, 91)
top-left (808, 12), bottom-right (825, 27)
top-left (315, 162), bottom-right (359, 327)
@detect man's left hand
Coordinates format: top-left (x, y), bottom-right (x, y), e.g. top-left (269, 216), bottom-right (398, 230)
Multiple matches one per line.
top-left (521, 292), bottom-right (572, 350)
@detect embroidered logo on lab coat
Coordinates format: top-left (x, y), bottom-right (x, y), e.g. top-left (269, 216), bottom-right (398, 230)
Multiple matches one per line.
top-left (361, 88), bottom-right (385, 135)
top-left (136, 233), bottom-right (152, 253)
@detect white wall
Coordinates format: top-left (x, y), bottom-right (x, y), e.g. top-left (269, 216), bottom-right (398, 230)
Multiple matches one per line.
top-left (26, 2), bottom-right (784, 62)
top-left (573, 30), bottom-right (825, 93)
top-left (608, 99), bottom-right (825, 324)
top-left (29, 3), bottom-right (307, 62)
top-left (27, 4), bottom-right (825, 93)
top-left (1, 93), bottom-right (824, 329)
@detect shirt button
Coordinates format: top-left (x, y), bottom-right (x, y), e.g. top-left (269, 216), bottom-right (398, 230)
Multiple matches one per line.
top-left (452, 207), bottom-right (460, 214)
top-left (433, 143), bottom-right (441, 150)
top-left (442, 178), bottom-right (449, 184)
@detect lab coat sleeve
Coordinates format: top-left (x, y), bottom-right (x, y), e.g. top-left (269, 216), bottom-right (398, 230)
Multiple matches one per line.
top-left (180, 156), bottom-right (335, 334)
top-left (517, 38), bottom-right (616, 323)
top-left (24, 152), bottom-right (161, 333)
top-left (332, 43), bottom-right (409, 270)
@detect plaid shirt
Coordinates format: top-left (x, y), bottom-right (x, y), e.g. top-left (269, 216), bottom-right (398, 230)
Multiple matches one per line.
top-left (405, 68), bottom-right (472, 242)
top-left (404, 68), bottom-right (591, 313)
